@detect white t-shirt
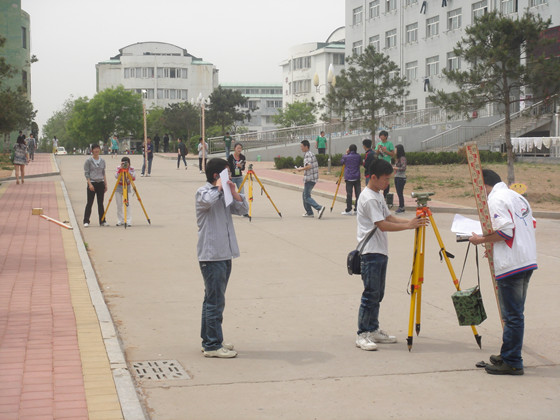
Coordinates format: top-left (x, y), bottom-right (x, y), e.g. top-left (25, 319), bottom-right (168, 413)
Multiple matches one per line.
top-left (356, 187), bottom-right (390, 255)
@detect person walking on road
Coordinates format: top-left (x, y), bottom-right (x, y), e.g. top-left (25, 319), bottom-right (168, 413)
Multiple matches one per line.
top-left (196, 158), bottom-right (249, 358)
top-left (177, 138), bottom-right (188, 169)
top-left (26, 133), bottom-right (36, 162)
top-left (393, 144), bottom-right (407, 213)
top-left (469, 169), bottom-right (537, 376)
top-left (13, 136), bottom-right (29, 184)
top-left (355, 159), bottom-right (427, 351)
top-left (198, 137), bottom-right (208, 173)
top-left (341, 144), bottom-right (362, 215)
top-left (163, 133), bottom-right (170, 153)
top-left (297, 140), bottom-right (325, 219)
top-left (83, 144), bottom-right (108, 227)
top-left (110, 134), bottom-right (119, 158)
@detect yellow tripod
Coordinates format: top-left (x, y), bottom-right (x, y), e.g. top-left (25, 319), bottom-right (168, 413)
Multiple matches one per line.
top-left (102, 167), bottom-right (151, 228)
top-left (407, 191), bottom-right (482, 351)
top-left (330, 165), bottom-right (345, 212)
top-left (238, 164), bottom-right (282, 221)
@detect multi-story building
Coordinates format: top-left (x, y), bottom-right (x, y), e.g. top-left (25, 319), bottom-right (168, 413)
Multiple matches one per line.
top-left (221, 83), bottom-right (283, 132)
top-left (0, 0), bottom-right (32, 145)
top-left (345, 0), bottom-right (560, 114)
top-left (280, 27), bottom-right (345, 114)
top-left (96, 42), bottom-right (218, 109)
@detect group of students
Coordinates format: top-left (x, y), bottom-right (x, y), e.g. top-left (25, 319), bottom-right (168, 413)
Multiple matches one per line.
top-left (11, 131), bottom-right (37, 185)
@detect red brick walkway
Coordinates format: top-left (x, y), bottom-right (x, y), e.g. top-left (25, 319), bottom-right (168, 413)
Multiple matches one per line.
top-left (0, 182), bottom-right (88, 419)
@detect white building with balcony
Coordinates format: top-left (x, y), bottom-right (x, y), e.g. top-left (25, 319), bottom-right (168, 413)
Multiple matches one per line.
top-left (96, 41), bottom-right (218, 109)
top-left (280, 27), bottom-right (345, 112)
top-left (345, 0), bottom-right (560, 114)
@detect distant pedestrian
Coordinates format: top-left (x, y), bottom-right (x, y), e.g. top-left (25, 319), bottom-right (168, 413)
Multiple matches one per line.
top-left (315, 131), bottom-right (327, 155)
top-left (375, 130), bottom-right (395, 198)
top-left (17, 130), bottom-right (25, 144)
top-left (393, 144), bottom-right (407, 214)
top-left (227, 142), bottom-right (246, 192)
top-left (110, 134), bottom-right (119, 158)
top-left (223, 132), bottom-right (233, 158)
top-left (196, 158), bottom-right (249, 358)
top-left (26, 133), bottom-right (37, 161)
top-left (13, 136), bottom-right (29, 184)
top-left (141, 137), bottom-right (153, 177)
top-left (83, 144), bottom-right (108, 227)
top-left (114, 156), bottom-right (135, 226)
top-left (163, 133), bottom-right (170, 153)
top-left (198, 137), bottom-right (208, 173)
top-left (52, 136), bottom-right (58, 154)
top-left (362, 139), bottom-right (375, 187)
top-left (154, 133), bottom-right (161, 153)
top-left (297, 140), bottom-right (325, 219)
top-left (341, 144), bottom-right (362, 215)
top-left (177, 138), bottom-right (188, 169)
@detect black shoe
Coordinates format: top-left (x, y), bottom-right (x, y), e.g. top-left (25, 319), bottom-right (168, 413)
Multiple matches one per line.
top-left (485, 361), bottom-right (524, 376)
top-left (489, 354), bottom-right (503, 365)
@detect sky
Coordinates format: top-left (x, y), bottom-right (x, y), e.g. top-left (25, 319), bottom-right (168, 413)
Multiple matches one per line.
top-left (20, 0), bottom-right (346, 133)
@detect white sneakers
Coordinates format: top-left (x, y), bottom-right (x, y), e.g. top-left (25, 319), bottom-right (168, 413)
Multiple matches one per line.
top-left (203, 346), bottom-right (237, 358)
top-left (356, 329), bottom-right (397, 351)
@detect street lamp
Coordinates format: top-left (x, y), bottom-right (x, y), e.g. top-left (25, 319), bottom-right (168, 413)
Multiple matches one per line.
top-left (196, 93), bottom-right (210, 172)
top-left (141, 89), bottom-right (148, 172)
top-left (313, 63), bottom-right (336, 173)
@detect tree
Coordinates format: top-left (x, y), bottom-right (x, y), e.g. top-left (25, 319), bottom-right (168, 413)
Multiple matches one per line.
top-left (0, 35), bottom-right (36, 150)
top-left (429, 11), bottom-right (560, 184)
top-left (161, 102), bottom-right (200, 140)
top-left (206, 86), bottom-right (248, 133)
top-left (272, 101), bottom-right (317, 127)
top-left (326, 45), bottom-right (409, 139)
top-left (146, 106), bottom-right (166, 139)
top-left (43, 97), bottom-right (78, 149)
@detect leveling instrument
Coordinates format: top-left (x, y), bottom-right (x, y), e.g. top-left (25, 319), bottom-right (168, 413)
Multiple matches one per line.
top-left (238, 164), bottom-right (282, 221)
top-left (101, 164), bottom-right (151, 228)
top-left (407, 191), bottom-right (482, 351)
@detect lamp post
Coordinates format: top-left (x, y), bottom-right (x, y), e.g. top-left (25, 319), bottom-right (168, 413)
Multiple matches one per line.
top-left (313, 63), bottom-right (336, 173)
top-left (197, 93), bottom-right (210, 172)
top-left (141, 89), bottom-right (148, 173)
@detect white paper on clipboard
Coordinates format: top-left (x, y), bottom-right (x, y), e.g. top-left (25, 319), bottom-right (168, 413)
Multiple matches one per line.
top-left (220, 168), bottom-right (233, 207)
top-left (451, 214), bottom-right (483, 236)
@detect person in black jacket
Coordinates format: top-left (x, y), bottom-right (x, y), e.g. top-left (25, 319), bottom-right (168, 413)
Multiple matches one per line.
top-left (362, 138), bottom-right (376, 187)
top-left (227, 142), bottom-right (246, 192)
top-left (177, 138), bottom-right (188, 169)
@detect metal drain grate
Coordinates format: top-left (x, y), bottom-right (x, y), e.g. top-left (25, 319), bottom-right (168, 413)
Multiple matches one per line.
top-left (131, 360), bottom-right (191, 380)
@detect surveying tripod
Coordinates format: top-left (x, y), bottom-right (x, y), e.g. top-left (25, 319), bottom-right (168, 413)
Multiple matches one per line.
top-left (238, 164), bottom-right (282, 221)
top-left (101, 166), bottom-right (151, 228)
top-left (407, 191), bottom-right (482, 351)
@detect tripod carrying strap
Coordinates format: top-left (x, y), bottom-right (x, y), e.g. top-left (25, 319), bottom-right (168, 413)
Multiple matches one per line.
top-left (458, 242), bottom-right (480, 289)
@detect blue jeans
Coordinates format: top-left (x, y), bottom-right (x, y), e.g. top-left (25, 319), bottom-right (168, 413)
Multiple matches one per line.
top-left (177, 155), bottom-right (187, 168)
top-left (200, 260), bottom-right (232, 351)
top-left (141, 157), bottom-right (153, 175)
top-left (358, 253), bottom-right (388, 334)
top-left (232, 176), bottom-right (244, 194)
top-left (498, 270), bottom-right (532, 369)
top-left (303, 181), bottom-right (322, 214)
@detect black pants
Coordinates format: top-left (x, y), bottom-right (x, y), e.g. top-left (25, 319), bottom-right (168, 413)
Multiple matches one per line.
top-left (345, 180), bottom-right (361, 212)
top-left (394, 177), bottom-right (406, 209)
top-left (84, 181), bottom-right (105, 224)
top-left (178, 154), bottom-right (187, 168)
top-left (199, 157), bottom-right (207, 171)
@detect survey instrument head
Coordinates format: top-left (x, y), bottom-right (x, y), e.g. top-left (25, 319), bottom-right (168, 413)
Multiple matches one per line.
top-left (411, 191), bottom-right (434, 206)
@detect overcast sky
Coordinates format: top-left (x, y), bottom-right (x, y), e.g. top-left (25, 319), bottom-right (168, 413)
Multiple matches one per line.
top-left (21, 0), bottom-right (345, 133)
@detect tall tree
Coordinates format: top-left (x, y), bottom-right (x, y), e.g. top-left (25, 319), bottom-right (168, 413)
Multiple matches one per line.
top-left (206, 86), bottom-right (248, 133)
top-left (43, 97), bottom-right (77, 148)
top-left (429, 11), bottom-right (560, 184)
top-left (326, 45), bottom-right (409, 139)
top-left (272, 101), bottom-right (317, 127)
top-left (146, 106), bottom-right (166, 139)
top-left (161, 102), bottom-right (200, 140)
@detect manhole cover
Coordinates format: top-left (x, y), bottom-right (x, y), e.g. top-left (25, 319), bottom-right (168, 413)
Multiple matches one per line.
top-left (131, 360), bottom-right (191, 380)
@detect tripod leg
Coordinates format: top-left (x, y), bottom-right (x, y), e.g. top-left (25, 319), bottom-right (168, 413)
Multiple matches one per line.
top-left (238, 172), bottom-right (249, 192)
top-left (251, 172), bottom-right (282, 218)
top-left (330, 165), bottom-right (345, 212)
top-left (129, 176), bottom-right (151, 224)
top-left (123, 176), bottom-right (129, 229)
top-left (247, 174), bottom-right (253, 221)
top-left (415, 224), bottom-right (426, 336)
top-left (102, 172), bottom-right (121, 223)
top-left (407, 225), bottom-right (423, 351)
top-left (428, 213), bottom-right (482, 349)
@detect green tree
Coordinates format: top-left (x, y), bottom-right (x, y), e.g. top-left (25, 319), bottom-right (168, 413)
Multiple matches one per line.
top-left (429, 11), bottom-right (560, 184)
top-left (43, 97), bottom-right (78, 149)
top-left (327, 45), bottom-right (409, 139)
top-left (272, 101), bottom-right (317, 127)
top-left (0, 35), bottom-right (36, 150)
top-left (162, 102), bottom-right (200, 140)
top-left (206, 86), bottom-right (248, 133)
top-left (146, 106), bottom-right (166, 139)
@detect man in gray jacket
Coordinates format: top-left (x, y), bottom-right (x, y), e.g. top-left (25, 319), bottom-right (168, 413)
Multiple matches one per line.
top-left (83, 144), bottom-right (108, 227)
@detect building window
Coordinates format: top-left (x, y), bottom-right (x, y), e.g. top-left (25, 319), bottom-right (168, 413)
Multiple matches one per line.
top-left (369, 0), bottom-right (380, 18)
top-left (332, 53), bottom-right (345, 65)
top-left (142, 67), bottom-right (155, 78)
top-left (406, 23), bottom-right (418, 44)
top-left (500, 0), bottom-right (517, 14)
top-left (293, 56), bottom-right (311, 70)
top-left (385, 0), bottom-right (397, 13)
top-left (447, 8), bottom-right (462, 31)
top-left (447, 52), bottom-right (461, 71)
top-left (426, 16), bottom-right (439, 38)
top-left (426, 55), bottom-right (439, 77)
top-left (293, 80), bottom-right (311, 94)
top-left (369, 35), bottom-right (380, 52)
top-left (405, 0), bottom-right (418, 5)
top-left (21, 27), bottom-right (27, 49)
top-left (353, 41), bottom-right (363, 56)
top-left (528, 0), bottom-right (545, 6)
top-left (405, 61), bottom-right (418, 81)
top-left (472, 0), bottom-right (488, 20)
top-left (266, 100), bottom-right (283, 108)
top-left (353, 6), bottom-right (363, 25)
top-left (405, 99), bottom-right (418, 112)
top-left (385, 29), bottom-right (397, 49)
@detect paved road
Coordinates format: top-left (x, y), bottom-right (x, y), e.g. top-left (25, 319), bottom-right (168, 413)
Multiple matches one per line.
top-left (4, 152), bottom-right (557, 420)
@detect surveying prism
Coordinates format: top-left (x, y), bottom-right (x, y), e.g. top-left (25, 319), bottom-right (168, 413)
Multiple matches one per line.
top-left (238, 164), bottom-right (282, 221)
top-left (101, 160), bottom-right (151, 228)
top-left (406, 191), bottom-right (482, 351)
